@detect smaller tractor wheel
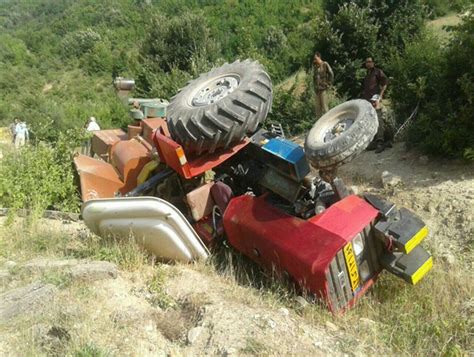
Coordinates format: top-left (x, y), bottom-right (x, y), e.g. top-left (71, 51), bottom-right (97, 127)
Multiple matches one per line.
top-left (167, 59), bottom-right (272, 155)
top-left (304, 99), bottom-right (378, 170)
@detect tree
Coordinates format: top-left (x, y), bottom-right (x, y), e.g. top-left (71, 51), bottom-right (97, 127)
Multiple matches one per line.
top-left (141, 12), bottom-right (219, 73)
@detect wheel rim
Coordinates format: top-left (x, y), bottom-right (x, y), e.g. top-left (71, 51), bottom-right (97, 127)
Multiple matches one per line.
top-left (191, 75), bottom-right (240, 107)
top-left (322, 117), bottom-right (354, 143)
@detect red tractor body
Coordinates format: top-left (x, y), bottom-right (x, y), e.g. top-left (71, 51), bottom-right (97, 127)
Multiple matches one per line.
top-left (76, 114), bottom-right (432, 313)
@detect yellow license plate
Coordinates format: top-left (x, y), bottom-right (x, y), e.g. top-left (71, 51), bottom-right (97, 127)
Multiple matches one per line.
top-left (343, 242), bottom-right (360, 291)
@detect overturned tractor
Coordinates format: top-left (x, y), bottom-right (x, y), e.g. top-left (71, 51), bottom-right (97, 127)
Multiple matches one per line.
top-left (74, 60), bottom-right (432, 313)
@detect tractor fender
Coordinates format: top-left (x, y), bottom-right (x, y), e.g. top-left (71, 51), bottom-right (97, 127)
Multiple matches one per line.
top-left (82, 197), bottom-right (209, 263)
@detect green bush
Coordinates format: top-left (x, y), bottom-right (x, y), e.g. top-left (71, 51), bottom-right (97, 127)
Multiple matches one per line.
top-left (317, 1), bottom-right (428, 97)
top-left (62, 29), bottom-right (102, 58)
top-left (141, 12), bottom-right (219, 73)
top-left (0, 130), bottom-right (82, 217)
top-left (388, 10), bottom-right (474, 157)
top-left (268, 72), bottom-right (316, 136)
top-left (387, 32), bottom-right (444, 121)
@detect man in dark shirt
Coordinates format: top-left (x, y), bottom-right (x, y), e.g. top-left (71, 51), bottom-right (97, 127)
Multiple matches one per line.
top-left (362, 57), bottom-right (388, 104)
top-left (362, 57), bottom-right (390, 153)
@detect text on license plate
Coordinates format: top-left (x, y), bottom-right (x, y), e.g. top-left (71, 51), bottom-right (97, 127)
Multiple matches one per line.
top-left (343, 242), bottom-right (360, 291)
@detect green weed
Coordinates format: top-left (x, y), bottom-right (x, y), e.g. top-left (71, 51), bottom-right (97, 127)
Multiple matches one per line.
top-left (147, 266), bottom-right (176, 309)
top-left (73, 342), bottom-right (109, 357)
top-left (41, 271), bottom-right (73, 289)
top-left (241, 337), bottom-right (272, 354)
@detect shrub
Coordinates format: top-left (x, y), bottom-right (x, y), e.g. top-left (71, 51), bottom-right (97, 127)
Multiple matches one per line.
top-left (62, 29), bottom-right (102, 58)
top-left (0, 34), bottom-right (33, 65)
top-left (388, 10), bottom-right (474, 157)
top-left (387, 32), bottom-right (444, 122)
top-left (141, 12), bottom-right (219, 73)
top-left (80, 41), bottom-right (113, 75)
top-left (317, 1), bottom-right (428, 98)
top-left (268, 71), bottom-right (316, 136)
top-left (0, 130), bottom-right (82, 218)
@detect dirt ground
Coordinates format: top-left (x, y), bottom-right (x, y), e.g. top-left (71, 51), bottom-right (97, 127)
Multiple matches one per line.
top-left (0, 141), bottom-right (472, 355)
top-left (338, 142), bottom-right (473, 266)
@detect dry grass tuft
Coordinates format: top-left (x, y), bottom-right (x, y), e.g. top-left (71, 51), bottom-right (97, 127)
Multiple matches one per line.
top-left (154, 295), bottom-right (204, 344)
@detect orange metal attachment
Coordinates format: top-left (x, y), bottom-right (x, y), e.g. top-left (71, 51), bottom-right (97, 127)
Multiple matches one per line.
top-left (142, 118), bottom-right (170, 144)
top-left (73, 154), bottom-right (123, 201)
top-left (153, 131), bottom-right (250, 179)
top-left (111, 139), bottom-right (152, 194)
top-left (91, 129), bottom-right (127, 160)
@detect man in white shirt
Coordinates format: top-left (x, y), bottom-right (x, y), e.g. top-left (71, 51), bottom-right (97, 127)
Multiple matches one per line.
top-left (82, 117), bottom-right (101, 155)
top-left (86, 117), bottom-right (101, 131)
top-left (14, 120), bottom-right (29, 149)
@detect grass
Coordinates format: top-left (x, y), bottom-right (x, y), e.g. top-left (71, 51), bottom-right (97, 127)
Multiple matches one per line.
top-left (1, 216), bottom-right (472, 355)
top-left (0, 218), bottom-right (150, 271)
top-left (299, 261), bottom-right (473, 355)
top-left (41, 271), bottom-right (73, 289)
top-left (241, 337), bottom-right (272, 354)
top-left (428, 13), bottom-right (462, 42)
top-left (73, 342), bottom-right (109, 357)
top-left (146, 266), bottom-right (177, 309)
top-left (204, 239), bottom-right (473, 355)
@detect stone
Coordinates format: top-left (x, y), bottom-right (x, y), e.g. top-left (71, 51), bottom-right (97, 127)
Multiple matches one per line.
top-left (278, 307), bottom-right (289, 316)
top-left (24, 258), bottom-right (79, 271)
top-left (266, 318), bottom-right (277, 329)
top-left (325, 321), bottom-right (338, 332)
top-left (4, 261), bottom-right (17, 269)
top-left (0, 282), bottom-right (57, 321)
top-left (187, 326), bottom-right (205, 345)
top-left (110, 306), bottom-right (156, 324)
top-left (359, 317), bottom-right (376, 327)
top-left (23, 259), bottom-right (118, 282)
top-left (381, 171), bottom-right (402, 188)
top-left (223, 347), bottom-right (237, 355)
top-left (349, 186), bottom-right (359, 195)
top-left (419, 155), bottom-right (429, 165)
top-left (313, 341), bottom-right (323, 348)
top-left (295, 296), bottom-right (308, 308)
top-left (69, 261), bottom-right (118, 281)
top-left (443, 253), bottom-right (456, 266)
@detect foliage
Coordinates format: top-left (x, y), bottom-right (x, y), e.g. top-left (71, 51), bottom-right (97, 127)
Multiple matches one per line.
top-left (388, 11), bottom-right (474, 157)
top-left (0, 130), bottom-right (82, 217)
top-left (316, 1), bottom-right (428, 98)
top-left (315, 3), bottom-right (378, 97)
top-left (62, 29), bottom-right (102, 58)
top-left (0, 0), bottom-right (470, 225)
top-left (141, 12), bottom-right (219, 74)
top-left (423, 0), bottom-right (471, 17)
top-left (267, 71), bottom-right (341, 136)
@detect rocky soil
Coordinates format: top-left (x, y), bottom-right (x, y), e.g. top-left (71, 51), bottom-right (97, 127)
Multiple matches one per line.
top-left (338, 143), bottom-right (473, 266)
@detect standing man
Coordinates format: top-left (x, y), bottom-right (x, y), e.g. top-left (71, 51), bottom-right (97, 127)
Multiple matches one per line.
top-left (82, 117), bottom-right (101, 156)
top-left (362, 57), bottom-right (388, 104)
top-left (9, 118), bottom-right (19, 144)
top-left (313, 52), bottom-right (334, 119)
top-left (14, 119), bottom-right (29, 149)
top-left (362, 57), bottom-right (389, 153)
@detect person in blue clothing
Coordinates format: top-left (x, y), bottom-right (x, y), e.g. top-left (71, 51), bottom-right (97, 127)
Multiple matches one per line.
top-left (14, 119), bottom-right (29, 149)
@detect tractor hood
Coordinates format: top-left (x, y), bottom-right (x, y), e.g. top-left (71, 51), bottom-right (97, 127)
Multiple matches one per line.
top-left (82, 197), bottom-right (209, 263)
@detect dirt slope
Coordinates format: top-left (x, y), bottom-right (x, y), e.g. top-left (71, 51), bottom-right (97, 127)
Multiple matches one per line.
top-left (338, 143), bottom-right (473, 264)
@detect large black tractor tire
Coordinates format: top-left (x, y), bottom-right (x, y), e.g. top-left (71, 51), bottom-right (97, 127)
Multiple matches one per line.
top-left (167, 60), bottom-right (272, 155)
top-left (304, 99), bottom-right (378, 170)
